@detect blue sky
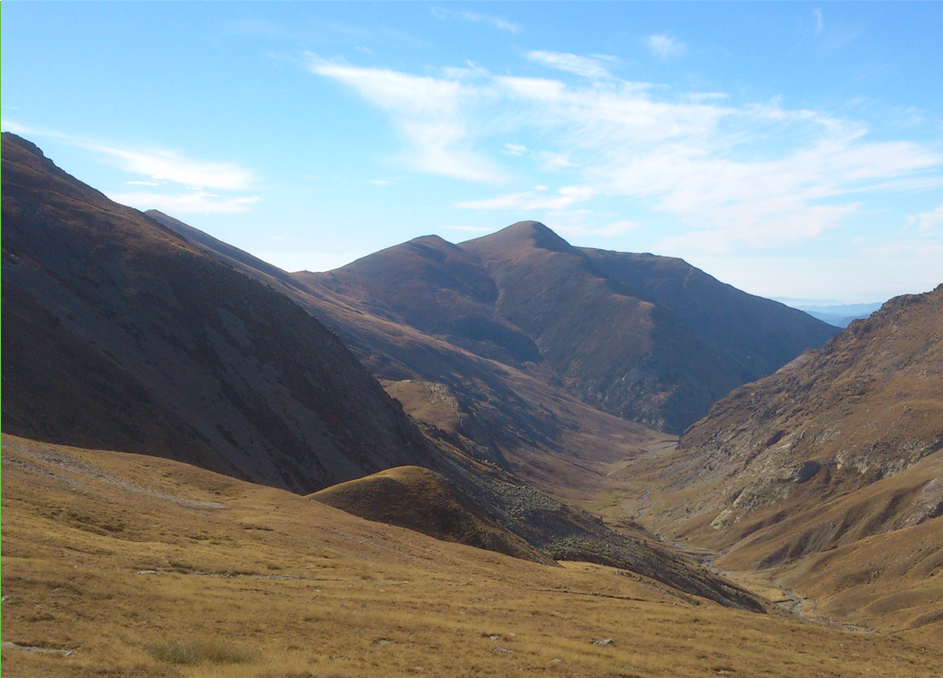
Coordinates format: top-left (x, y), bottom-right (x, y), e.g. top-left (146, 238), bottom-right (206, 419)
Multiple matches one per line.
top-left (3, 2), bottom-right (942, 303)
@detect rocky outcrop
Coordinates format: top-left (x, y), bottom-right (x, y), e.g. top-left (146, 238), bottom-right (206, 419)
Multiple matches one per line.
top-left (670, 285), bottom-right (943, 538)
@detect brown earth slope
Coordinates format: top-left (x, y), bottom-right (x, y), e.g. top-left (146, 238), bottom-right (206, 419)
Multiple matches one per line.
top-left (669, 284), bottom-right (943, 536)
top-left (310, 465), bottom-right (551, 564)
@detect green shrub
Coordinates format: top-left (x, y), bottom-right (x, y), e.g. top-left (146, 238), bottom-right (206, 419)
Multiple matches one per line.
top-left (148, 639), bottom-right (251, 665)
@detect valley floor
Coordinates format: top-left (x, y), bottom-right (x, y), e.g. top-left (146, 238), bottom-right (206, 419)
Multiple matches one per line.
top-left (2, 435), bottom-right (941, 677)
top-left (565, 439), bottom-right (943, 643)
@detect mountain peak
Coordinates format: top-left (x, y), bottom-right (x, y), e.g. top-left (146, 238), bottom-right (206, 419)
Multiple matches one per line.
top-left (463, 220), bottom-right (573, 254)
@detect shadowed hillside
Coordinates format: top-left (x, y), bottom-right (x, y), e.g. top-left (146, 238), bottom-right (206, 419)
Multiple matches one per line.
top-left (1, 132), bottom-right (434, 494)
top-left (149, 208), bottom-right (670, 494)
top-left (578, 246), bottom-right (840, 384)
top-left (461, 222), bottom-right (738, 432)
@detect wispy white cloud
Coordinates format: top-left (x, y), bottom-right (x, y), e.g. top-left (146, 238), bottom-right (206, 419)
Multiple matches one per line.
top-left (307, 56), bottom-right (506, 182)
top-left (2, 120), bottom-right (41, 136)
top-left (305, 56), bottom-right (943, 253)
top-left (532, 150), bottom-right (575, 170)
top-left (647, 34), bottom-right (686, 60)
top-left (458, 185), bottom-right (596, 212)
top-left (526, 51), bottom-right (614, 80)
top-left (814, 9), bottom-right (824, 35)
top-left (2, 121), bottom-right (262, 216)
top-left (2, 120), bottom-right (257, 191)
top-left (431, 7), bottom-right (520, 34)
top-left (108, 190), bottom-right (261, 214)
top-left (86, 145), bottom-right (256, 191)
top-left (911, 204), bottom-right (943, 232)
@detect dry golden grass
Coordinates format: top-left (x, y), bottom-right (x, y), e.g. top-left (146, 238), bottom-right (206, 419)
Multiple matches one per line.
top-left (3, 434), bottom-right (942, 677)
top-left (380, 380), bottom-right (464, 436)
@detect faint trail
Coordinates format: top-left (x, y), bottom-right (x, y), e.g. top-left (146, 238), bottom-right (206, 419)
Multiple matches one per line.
top-left (602, 440), bottom-right (671, 522)
top-left (1, 439), bottom-right (225, 509)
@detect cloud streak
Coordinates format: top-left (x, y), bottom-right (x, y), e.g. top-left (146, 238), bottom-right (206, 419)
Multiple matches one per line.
top-left (431, 8), bottom-right (520, 34)
top-left (2, 121), bottom-right (257, 190)
top-left (526, 51), bottom-right (614, 80)
top-left (87, 144), bottom-right (256, 191)
top-left (647, 34), bottom-right (686, 59)
top-left (108, 190), bottom-right (261, 214)
top-left (2, 120), bottom-right (262, 215)
top-left (911, 204), bottom-right (943, 232)
top-left (307, 56), bottom-right (506, 182)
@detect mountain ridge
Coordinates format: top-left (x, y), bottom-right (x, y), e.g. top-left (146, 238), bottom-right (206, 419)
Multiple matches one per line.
top-left (303, 219), bottom-right (838, 433)
top-left (3, 133), bottom-right (763, 608)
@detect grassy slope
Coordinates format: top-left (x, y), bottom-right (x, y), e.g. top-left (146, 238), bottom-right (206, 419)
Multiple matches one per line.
top-left (4, 434), bottom-right (942, 678)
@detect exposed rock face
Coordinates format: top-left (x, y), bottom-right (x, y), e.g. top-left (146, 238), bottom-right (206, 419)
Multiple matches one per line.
top-left (1, 132), bottom-right (434, 494)
top-left (672, 285), bottom-right (943, 535)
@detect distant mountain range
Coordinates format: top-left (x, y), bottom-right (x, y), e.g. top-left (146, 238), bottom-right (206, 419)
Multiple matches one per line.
top-left (774, 300), bottom-right (884, 328)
